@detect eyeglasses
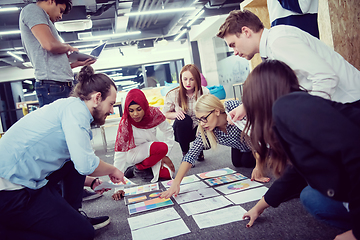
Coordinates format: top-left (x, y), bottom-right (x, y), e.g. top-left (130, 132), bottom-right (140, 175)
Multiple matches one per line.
top-left (195, 110), bottom-right (214, 123)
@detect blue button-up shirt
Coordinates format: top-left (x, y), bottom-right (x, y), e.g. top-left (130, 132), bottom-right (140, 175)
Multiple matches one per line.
top-left (0, 97), bottom-right (100, 189)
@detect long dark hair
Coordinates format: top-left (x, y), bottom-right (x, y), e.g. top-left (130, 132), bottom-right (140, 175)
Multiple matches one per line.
top-left (71, 65), bottom-right (116, 101)
top-left (242, 60), bottom-right (304, 177)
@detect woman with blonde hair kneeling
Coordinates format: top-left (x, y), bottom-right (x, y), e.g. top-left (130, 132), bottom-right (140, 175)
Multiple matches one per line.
top-left (161, 94), bottom-right (254, 198)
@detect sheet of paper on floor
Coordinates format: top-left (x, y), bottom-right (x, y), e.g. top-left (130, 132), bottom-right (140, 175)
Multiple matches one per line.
top-left (174, 187), bottom-right (220, 204)
top-left (192, 205), bottom-right (247, 229)
top-left (180, 196), bottom-right (233, 216)
top-left (128, 197), bottom-right (173, 215)
top-left (179, 181), bottom-right (209, 194)
top-left (225, 186), bottom-right (268, 204)
top-left (215, 179), bottom-right (263, 194)
top-left (128, 207), bottom-right (180, 230)
top-left (124, 190), bottom-right (162, 205)
top-left (131, 219), bottom-right (190, 240)
top-left (125, 183), bottom-right (159, 196)
top-left (161, 174), bottom-right (200, 188)
top-left (94, 177), bottom-right (136, 191)
top-left (204, 173), bottom-right (247, 187)
top-left (197, 167), bottom-right (236, 179)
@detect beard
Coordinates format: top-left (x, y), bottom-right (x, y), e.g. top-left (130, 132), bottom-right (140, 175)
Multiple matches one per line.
top-left (91, 107), bottom-right (108, 126)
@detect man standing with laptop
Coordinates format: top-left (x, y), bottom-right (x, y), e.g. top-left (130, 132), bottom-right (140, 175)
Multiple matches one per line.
top-left (19, 0), bottom-right (113, 228)
top-left (19, 0), bottom-right (95, 107)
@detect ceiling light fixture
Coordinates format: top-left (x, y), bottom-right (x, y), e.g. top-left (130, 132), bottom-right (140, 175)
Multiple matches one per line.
top-left (174, 29), bottom-right (187, 41)
top-left (157, 38), bottom-right (168, 46)
top-left (7, 51), bottom-right (24, 62)
top-left (97, 67), bottom-right (123, 73)
top-left (125, 7), bottom-right (196, 16)
top-left (186, 9), bottom-right (205, 27)
top-left (24, 80), bottom-right (33, 85)
top-left (112, 75), bottom-right (137, 81)
top-left (55, 19), bottom-right (92, 32)
top-left (79, 31), bottom-right (141, 40)
top-left (71, 43), bottom-right (100, 50)
top-left (0, 30), bottom-right (21, 36)
top-left (0, 7), bottom-right (19, 13)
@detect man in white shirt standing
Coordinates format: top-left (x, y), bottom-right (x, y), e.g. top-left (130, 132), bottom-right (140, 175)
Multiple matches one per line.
top-left (217, 9), bottom-right (360, 120)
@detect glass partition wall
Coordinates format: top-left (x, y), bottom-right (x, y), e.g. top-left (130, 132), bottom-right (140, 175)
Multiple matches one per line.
top-left (0, 59), bottom-right (184, 131)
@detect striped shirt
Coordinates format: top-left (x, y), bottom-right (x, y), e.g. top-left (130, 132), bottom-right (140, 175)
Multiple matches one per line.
top-left (182, 100), bottom-right (251, 165)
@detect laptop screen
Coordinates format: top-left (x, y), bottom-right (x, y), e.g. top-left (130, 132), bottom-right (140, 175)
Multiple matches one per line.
top-left (90, 43), bottom-right (107, 57)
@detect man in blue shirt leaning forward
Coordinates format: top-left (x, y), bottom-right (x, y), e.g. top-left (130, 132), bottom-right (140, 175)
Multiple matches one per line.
top-left (0, 66), bottom-right (125, 240)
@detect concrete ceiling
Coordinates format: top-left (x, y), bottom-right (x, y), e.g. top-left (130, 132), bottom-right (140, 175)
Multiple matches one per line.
top-left (0, 0), bottom-right (242, 69)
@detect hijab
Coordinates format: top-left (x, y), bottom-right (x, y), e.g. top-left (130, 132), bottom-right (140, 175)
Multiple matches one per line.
top-left (115, 89), bottom-right (166, 152)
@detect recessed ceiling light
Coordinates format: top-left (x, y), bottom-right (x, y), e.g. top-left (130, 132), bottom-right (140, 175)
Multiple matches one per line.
top-left (79, 31), bottom-right (141, 40)
top-left (125, 7), bottom-right (196, 16)
top-left (187, 9), bottom-right (204, 27)
top-left (7, 51), bottom-right (24, 62)
top-left (174, 29), bottom-right (187, 41)
top-left (55, 19), bottom-right (92, 32)
top-left (0, 7), bottom-right (19, 13)
top-left (0, 30), bottom-right (21, 36)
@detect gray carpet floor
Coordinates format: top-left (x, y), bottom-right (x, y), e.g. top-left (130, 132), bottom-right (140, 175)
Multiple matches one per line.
top-left (84, 137), bottom-right (343, 240)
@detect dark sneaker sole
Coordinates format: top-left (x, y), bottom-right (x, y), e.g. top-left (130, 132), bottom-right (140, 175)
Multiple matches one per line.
top-left (93, 217), bottom-right (111, 230)
top-left (124, 166), bottom-right (135, 178)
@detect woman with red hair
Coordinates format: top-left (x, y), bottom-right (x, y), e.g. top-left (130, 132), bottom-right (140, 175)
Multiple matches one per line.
top-left (163, 64), bottom-right (209, 159)
top-left (113, 89), bottom-right (175, 185)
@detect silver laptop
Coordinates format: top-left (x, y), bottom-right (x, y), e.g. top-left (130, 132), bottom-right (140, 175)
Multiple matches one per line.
top-left (68, 42), bottom-right (107, 63)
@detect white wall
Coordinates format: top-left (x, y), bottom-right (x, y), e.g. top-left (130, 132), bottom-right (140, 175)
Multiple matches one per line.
top-left (189, 14), bottom-right (250, 98)
top-left (197, 37), bottom-right (219, 87)
top-left (0, 41), bottom-right (192, 82)
top-left (189, 15), bottom-right (229, 88)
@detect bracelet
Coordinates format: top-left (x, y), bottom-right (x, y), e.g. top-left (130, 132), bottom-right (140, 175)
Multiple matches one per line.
top-left (90, 178), bottom-right (99, 190)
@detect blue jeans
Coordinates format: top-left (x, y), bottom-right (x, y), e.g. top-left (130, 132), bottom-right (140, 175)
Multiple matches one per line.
top-left (300, 186), bottom-right (352, 230)
top-left (0, 161), bottom-right (92, 240)
top-left (35, 81), bottom-right (72, 107)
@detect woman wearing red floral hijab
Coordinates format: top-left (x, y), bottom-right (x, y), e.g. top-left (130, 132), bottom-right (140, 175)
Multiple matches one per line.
top-left (113, 89), bottom-right (175, 184)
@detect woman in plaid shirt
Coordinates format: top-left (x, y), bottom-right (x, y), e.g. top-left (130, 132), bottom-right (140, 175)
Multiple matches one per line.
top-left (161, 94), bottom-right (255, 198)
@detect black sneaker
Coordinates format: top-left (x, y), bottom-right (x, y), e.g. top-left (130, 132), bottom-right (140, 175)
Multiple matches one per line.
top-left (82, 189), bottom-right (102, 202)
top-left (80, 211), bottom-right (110, 230)
top-left (124, 165), bottom-right (135, 178)
top-left (133, 167), bottom-right (153, 182)
top-left (197, 151), bottom-right (205, 162)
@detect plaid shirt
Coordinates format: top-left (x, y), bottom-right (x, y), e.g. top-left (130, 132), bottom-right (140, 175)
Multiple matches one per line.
top-left (163, 86), bottom-right (210, 129)
top-left (182, 100), bottom-right (251, 165)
